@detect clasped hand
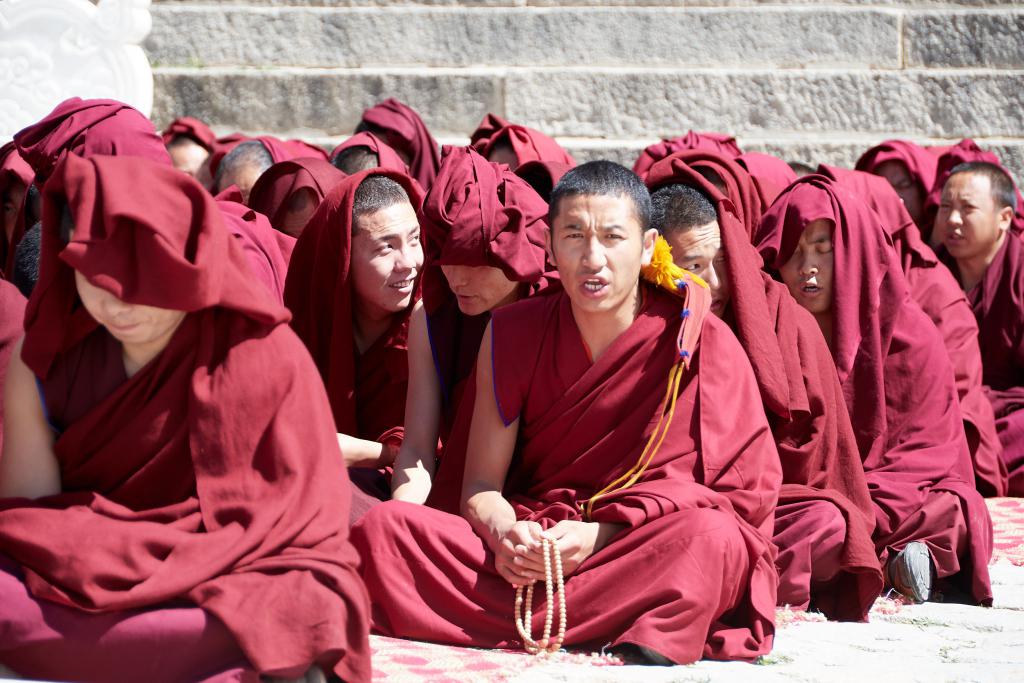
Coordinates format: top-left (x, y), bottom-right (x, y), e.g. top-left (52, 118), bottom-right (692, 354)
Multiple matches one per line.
top-left (494, 519), bottom-right (598, 587)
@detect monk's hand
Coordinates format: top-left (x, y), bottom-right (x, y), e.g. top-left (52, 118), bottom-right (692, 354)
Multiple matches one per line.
top-left (544, 520), bottom-right (621, 576)
top-left (496, 520), bottom-right (546, 587)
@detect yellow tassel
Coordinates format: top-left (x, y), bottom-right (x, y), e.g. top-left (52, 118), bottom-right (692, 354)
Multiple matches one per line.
top-left (641, 236), bottom-right (708, 295)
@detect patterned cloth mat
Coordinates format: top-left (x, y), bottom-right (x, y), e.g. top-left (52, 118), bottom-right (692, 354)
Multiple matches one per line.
top-left (370, 497), bottom-right (1024, 681)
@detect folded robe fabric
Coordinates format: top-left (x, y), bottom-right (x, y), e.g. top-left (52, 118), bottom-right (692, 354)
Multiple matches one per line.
top-left (160, 116), bottom-right (218, 152)
top-left (633, 131), bottom-right (742, 179)
top-left (0, 153), bottom-right (371, 682)
top-left (329, 131), bottom-right (410, 175)
top-left (819, 164), bottom-right (1007, 497)
top-left (418, 146), bottom-right (555, 512)
top-left (475, 123), bottom-right (576, 169)
top-left (646, 154), bottom-right (882, 621)
top-left (736, 152), bottom-right (797, 206)
top-left (284, 168), bottom-right (424, 445)
top-left (755, 177), bottom-right (994, 605)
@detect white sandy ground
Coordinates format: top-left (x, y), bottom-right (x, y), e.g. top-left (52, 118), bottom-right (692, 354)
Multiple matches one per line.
top-left (512, 561), bottom-right (1024, 683)
top-left (1, 563), bottom-right (1021, 682)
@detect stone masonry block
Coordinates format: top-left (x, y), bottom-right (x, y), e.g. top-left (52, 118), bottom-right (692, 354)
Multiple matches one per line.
top-left (503, 69), bottom-right (1024, 140)
top-left (905, 11), bottom-right (1024, 68)
top-left (145, 5), bottom-right (900, 68)
top-left (151, 68), bottom-right (502, 137)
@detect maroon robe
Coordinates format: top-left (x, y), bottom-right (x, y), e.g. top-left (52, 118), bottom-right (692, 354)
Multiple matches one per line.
top-left (474, 123), bottom-right (576, 169)
top-left (206, 135), bottom-right (328, 183)
top-left (514, 160), bottom-right (572, 203)
top-left (819, 164), bottom-right (1007, 497)
top-left (647, 154), bottom-right (882, 620)
top-left (417, 147), bottom-right (554, 513)
top-left (735, 152), bottom-right (796, 206)
top-left (0, 143), bottom-right (33, 277)
top-left (756, 177), bottom-right (993, 605)
top-left (213, 187), bottom-right (294, 301)
top-left (855, 139), bottom-right (939, 234)
top-left (938, 236), bottom-right (1024, 496)
top-left (160, 116), bottom-right (218, 152)
top-left (0, 280), bottom-right (26, 453)
top-left (247, 157), bottom-right (346, 237)
top-left (0, 154), bottom-right (370, 682)
top-left (352, 283), bottom-right (780, 663)
top-left (359, 99), bottom-right (440, 189)
top-left (633, 131), bottom-right (742, 179)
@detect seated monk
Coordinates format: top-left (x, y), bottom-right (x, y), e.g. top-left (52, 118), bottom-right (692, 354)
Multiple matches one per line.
top-left (213, 140), bottom-right (276, 203)
top-left (161, 116), bottom-right (217, 179)
top-left (934, 162), bottom-right (1024, 496)
top-left (356, 98), bottom-right (440, 189)
top-left (756, 176), bottom-right (993, 605)
top-left (855, 139), bottom-right (938, 233)
top-left (388, 146), bottom-right (554, 512)
top-left (351, 160), bottom-right (780, 665)
top-left (0, 154), bottom-right (370, 682)
top-left (819, 163), bottom-right (1006, 496)
top-left (1, 143), bottom-right (33, 276)
top-left (514, 159), bottom-right (573, 203)
top-left (646, 156), bottom-right (881, 621)
top-left (330, 131), bottom-right (409, 176)
top-left (470, 120), bottom-right (576, 171)
top-left (284, 169), bottom-right (425, 520)
top-left (248, 158), bottom-right (346, 238)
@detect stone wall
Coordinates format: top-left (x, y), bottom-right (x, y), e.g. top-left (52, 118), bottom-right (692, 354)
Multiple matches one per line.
top-left (145, 0), bottom-right (1024, 179)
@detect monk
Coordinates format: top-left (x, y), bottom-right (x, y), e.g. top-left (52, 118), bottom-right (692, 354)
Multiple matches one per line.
top-left (0, 154), bottom-right (370, 682)
top-left (470, 119), bottom-right (576, 171)
top-left (735, 151), bottom-right (796, 205)
top-left (819, 163), bottom-right (1007, 497)
top-left (206, 135), bottom-right (329, 197)
top-left (0, 143), bottom-right (33, 277)
top-left (9, 97), bottom-right (172, 275)
top-left (356, 99), bottom-right (440, 189)
top-left (352, 160), bottom-right (780, 664)
top-left (388, 146), bottom-right (553, 513)
top-left (855, 139), bottom-right (938, 232)
top-left (632, 131), bottom-right (742, 179)
top-left (161, 116), bottom-right (217, 179)
top-left (0, 280), bottom-right (25, 452)
top-left (515, 159), bottom-right (573, 203)
top-left (213, 140), bottom-right (275, 203)
top-left (934, 162), bottom-right (1024, 496)
top-left (284, 169), bottom-right (424, 517)
top-left (647, 155), bottom-right (881, 621)
top-left (248, 157), bottom-right (346, 238)
top-left (330, 131), bottom-right (409, 176)
top-left (756, 176), bottom-right (993, 605)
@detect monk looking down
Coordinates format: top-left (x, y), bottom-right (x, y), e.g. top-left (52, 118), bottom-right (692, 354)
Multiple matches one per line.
top-left (935, 162), bottom-right (1024, 496)
top-left (646, 160), bottom-right (882, 622)
top-left (352, 161), bottom-right (781, 665)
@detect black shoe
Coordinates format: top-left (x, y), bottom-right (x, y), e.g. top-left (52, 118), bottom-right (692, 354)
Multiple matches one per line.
top-left (610, 643), bottom-right (675, 666)
top-left (887, 541), bottom-right (934, 603)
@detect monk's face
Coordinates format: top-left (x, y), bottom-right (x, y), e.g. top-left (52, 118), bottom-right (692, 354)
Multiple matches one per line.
top-left (279, 187), bottom-right (319, 238)
top-left (874, 160), bottom-right (924, 225)
top-left (935, 172), bottom-right (1011, 264)
top-left (548, 193), bottom-right (656, 316)
top-left (487, 142), bottom-right (519, 171)
top-left (218, 163), bottom-right (263, 204)
top-left (441, 264), bottom-right (519, 317)
top-left (350, 201), bottom-right (422, 318)
top-left (779, 218), bottom-right (834, 318)
top-left (167, 138), bottom-right (210, 179)
top-left (665, 220), bottom-right (731, 317)
top-left (2, 182), bottom-right (25, 243)
top-left (74, 270), bottom-right (186, 351)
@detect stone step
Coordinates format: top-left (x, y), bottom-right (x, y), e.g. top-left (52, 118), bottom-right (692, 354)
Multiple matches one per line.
top-left (151, 66), bottom-right (1024, 140)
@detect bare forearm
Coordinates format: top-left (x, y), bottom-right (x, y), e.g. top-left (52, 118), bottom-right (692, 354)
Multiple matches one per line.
top-left (464, 490), bottom-right (519, 552)
top-left (390, 443), bottom-right (437, 503)
top-left (337, 434), bottom-right (396, 469)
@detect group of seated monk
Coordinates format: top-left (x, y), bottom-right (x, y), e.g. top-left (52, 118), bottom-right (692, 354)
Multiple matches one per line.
top-left (0, 95), bottom-right (1021, 682)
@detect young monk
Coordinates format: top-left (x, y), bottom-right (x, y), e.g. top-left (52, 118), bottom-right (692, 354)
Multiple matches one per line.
top-left (856, 139), bottom-right (939, 232)
top-left (934, 162), bottom-right (1024, 496)
top-left (0, 154), bottom-right (370, 682)
top-left (330, 131), bottom-right (409, 176)
top-left (248, 157), bottom-right (347, 238)
top-left (284, 169), bottom-right (424, 518)
top-left (161, 116), bottom-right (217, 179)
top-left (632, 131), bottom-right (742, 179)
top-left (388, 146), bottom-right (553, 512)
top-left (351, 160), bottom-right (780, 664)
top-left (819, 163), bottom-right (1007, 497)
top-left (469, 119), bottom-right (576, 171)
top-left (646, 154), bottom-right (881, 621)
top-left (756, 176), bottom-right (993, 605)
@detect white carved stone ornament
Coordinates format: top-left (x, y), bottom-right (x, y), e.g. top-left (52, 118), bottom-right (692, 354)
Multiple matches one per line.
top-left (0, 0), bottom-right (153, 142)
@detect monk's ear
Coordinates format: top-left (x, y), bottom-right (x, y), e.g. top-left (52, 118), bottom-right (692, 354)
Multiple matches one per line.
top-left (997, 205), bottom-right (1014, 232)
top-left (544, 227), bottom-right (557, 267)
top-left (640, 227), bottom-right (658, 266)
